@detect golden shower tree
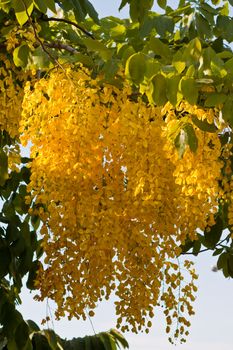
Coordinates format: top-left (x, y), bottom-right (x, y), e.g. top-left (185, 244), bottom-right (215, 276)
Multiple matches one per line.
top-left (1, 0), bottom-right (233, 349)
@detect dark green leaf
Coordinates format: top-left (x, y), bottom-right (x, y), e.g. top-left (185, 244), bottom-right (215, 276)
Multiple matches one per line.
top-left (81, 0), bottom-right (99, 23)
top-left (26, 261), bottom-right (41, 290)
top-left (180, 77), bottom-right (198, 105)
top-left (203, 217), bottom-right (223, 249)
top-left (32, 333), bottom-right (51, 350)
top-left (205, 93), bottom-right (227, 108)
top-left (153, 15), bottom-right (174, 37)
top-left (129, 0), bottom-right (153, 22)
top-left (222, 97), bottom-right (233, 127)
top-left (191, 116), bottom-right (217, 133)
top-left (0, 150), bottom-right (8, 187)
top-left (228, 254), bottom-right (233, 275)
top-left (166, 75), bottom-right (180, 106)
top-left (158, 0), bottom-right (167, 9)
top-left (213, 248), bottom-right (224, 256)
top-left (82, 38), bottom-right (112, 61)
top-left (26, 320), bottom-right (40, 333)
top-left (15, 321), bottom-right (30, 350)
top-left (183, 124), bottom-right (198, 153)
top-left (99, 333), bottom-right (117, 350)
top-left (192, 240), bottom-right (201, 256)
top-left (195, 13), bottom-right (212, 38)
top-left (109, 329), bottom-right (129, 349)
top-left (119, 0), bottom-right (128, 11)
top-left (217, 252), bottom-right (228, 270)
top-left (0, 247), bottom-right (11, 278)
top-left (148, 37), bottom-right (171, 59)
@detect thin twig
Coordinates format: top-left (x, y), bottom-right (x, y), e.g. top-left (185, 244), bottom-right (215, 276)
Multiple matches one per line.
top-left (41, 16), bottom-right (95, 39)
top-left (44, 41), bottom-right (78, 54)
top-left (181, 235), bottom-right (230, 255)
top-left (21, 0), bottom-right (64, 71)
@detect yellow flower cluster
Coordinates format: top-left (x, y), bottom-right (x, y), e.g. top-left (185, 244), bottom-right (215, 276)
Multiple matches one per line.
top-left (163, 102), bottom-right (223, 241)
top-left (0, 55), bottom-right (25, 138)
top-left (19, 67), bottom-right (224, 340)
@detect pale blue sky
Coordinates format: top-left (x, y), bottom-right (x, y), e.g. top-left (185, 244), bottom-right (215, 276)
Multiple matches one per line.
top-left (19, 2), bottom-right (233, 349)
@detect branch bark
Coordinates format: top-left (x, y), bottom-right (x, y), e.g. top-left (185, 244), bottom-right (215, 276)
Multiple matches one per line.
top-left (41, 16), bottom-right (95, 39)
top-left (44, 41), bottom-right (78, 54)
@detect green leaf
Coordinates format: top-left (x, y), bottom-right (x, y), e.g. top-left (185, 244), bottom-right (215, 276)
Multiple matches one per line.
top-left (149, 74), bottom-right (167, 106)
top-left (0, 150), bottom-right (8, 186)
top-left (148, 37), bottom-right (171, 59)
top-left (157, 0), bottom-right (167, 9)
top-left (6, 223), bottom-right (20, 243)
top-left (99, 333), bottom-right (117, 350)
top-left (183, 124), bottom-right (198, 153)
top-left (217, 252), bottom-right (228, 270)
top-left (205, 93), bottom-right (227, 108)
top-left (110, 24), bottom-right (126, 39)
top-left (43, 329), bottom-right (62, 350)
top-left (195, 13), bottom-right (212, 38)
top-left (125, 53), bottom-right (147, 84)
top-left (82, 38), bottom-right (112, 61)
top-left (32, 333), bottom-right (51, 350)
top-left (81, 0), bottom-right (99, 23)
top-left (18, 248), bottom-right (33, 276)
top-left (144, 59), bottom-right (160, 79)
top-left (15, 321), bottom-right (30, 350)
top-left (71, 0), bottom-right (86, 22)
top-left (0, 247), bottom-right (11, 278)
top-left (12, 0), bottom-right (34, 26)
top-left (26, 319), bottom-right (40, 333)
top-left (216, 15), bottom-right (233, 42)
top-left (34, 0), bottom-right (56, 14)
top-left (228, 254), bottom-right (233, 276)
top-left (84, 336), bottom-right (92, 350)
top-left (109, 329), bottom-right (129, 349)
top-left (180, 237), bottom-right (194, 253)
top-left (203, 216), bottom-right (223, 249)
top-left (13, 44), bottom-right (30, 67)
top-left (180, 77), bottom-right (198, 105)
top-left (211, 56), bottom-right (227, 78)
top-left (119, 0), bottom-right (128, 11)
top-left (33, 0), bottom-right (47, 14)
top-left (173, 61), bottom-right (185, 74)
top-left (166, 75), bottom-right (181, 106)
top-left (129, 0), bottom-right (153, 22)
top-left (192, 240), bottom-right (201, 256)
top-left (46, 0), bottom-right (56, 13)
top-left (2, 304), bottom-right (22, 336)
top-left (191, 116), bottom-right (217, 133)
top-left (26, 261), bottom-right (41, 290)
top-left (153, 15), bottom-right (174, 37)
top-left (213, 248), bottom-right (224, 256)
top-left (222, 97), bottom-right (233, 127)
top-left (11, 237), bottom-right (26, 256)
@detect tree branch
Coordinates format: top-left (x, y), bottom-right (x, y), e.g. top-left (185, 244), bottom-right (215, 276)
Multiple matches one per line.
top-left (181, 235), bottom-right (231, 256)
top-left (41, 16), bottom-right (95, 40)
top-left (44, 41), bottom-right (78, 54)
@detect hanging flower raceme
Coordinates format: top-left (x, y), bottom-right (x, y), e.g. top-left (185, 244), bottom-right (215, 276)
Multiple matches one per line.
top-left (20, 67), bottom-right (224, 342)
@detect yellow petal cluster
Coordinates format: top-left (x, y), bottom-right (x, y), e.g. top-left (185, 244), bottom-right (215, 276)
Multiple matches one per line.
top-left (0, 55), bottom-right (25, 138)
top-left (19, 67), bottom-right (224, 340)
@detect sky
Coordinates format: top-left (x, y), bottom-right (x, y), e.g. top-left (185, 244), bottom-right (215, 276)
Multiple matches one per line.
top-left (18, 1), bottom-right (233, 350)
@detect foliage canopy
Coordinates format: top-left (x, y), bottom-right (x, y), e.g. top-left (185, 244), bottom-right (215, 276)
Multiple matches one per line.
top-left (1, 0), bottom-right (233, 349)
